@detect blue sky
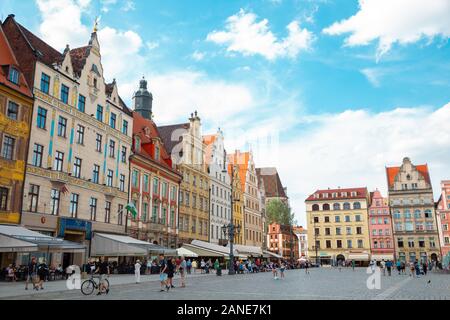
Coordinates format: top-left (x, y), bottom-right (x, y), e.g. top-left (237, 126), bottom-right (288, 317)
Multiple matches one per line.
top-left (2, 0), bottom-right (450, 226)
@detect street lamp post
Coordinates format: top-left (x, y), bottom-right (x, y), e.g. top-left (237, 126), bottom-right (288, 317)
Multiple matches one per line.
top-left (222, 165), bottom-right (241, 275)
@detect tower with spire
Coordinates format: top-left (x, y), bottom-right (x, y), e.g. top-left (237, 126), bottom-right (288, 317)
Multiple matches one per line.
top-left (133, 77), bottom-right (153, 120)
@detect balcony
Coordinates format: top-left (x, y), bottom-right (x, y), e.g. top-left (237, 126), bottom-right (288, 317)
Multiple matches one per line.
top-left (49, 170), bottom-right (69, 184)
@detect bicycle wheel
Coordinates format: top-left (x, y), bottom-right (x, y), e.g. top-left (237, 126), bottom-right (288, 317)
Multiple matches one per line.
top-left (101, 278), bottom-right (110, 294)
top-left (81, 280), bottom-right (95, 295)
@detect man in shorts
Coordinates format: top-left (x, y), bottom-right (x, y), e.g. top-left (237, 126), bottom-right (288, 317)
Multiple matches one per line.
top-left (159, 254), bottom-right (169, 292)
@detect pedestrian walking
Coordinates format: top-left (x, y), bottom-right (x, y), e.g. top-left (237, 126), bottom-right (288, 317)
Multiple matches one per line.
top-left (396, 260), bottom-right (401, 275)
top-left (36, 260), bottom-right (48, 290)
top-left (351, 259), bottom-right (355, 271)
top-left (386, 260), bottom-right (393, 276)
top-left (272, 263), bottom-right (278, 280)
top-left (134, 260), bottom-right (141, 284)
top-left (305, 260), bottom-right (310, 275)
top-left (167, 258), bottom-right (176, 288)
top-left (159, 254), bottom-right (169, 292)
top-left (214, 259), bottom-right (221, 276)
top-left (192, 259), bottom-right (197, 273)
top-left (422, 261), bottom-right (428, 275)
top-left (186, 259), bottom-right (192, 274)
top-left (280, 261), bottom-right (286, 279)
top-left (380, 260), bottom-right (386, 276)
top-left (179, 256), bottom-right (187, 288)
top-left (25, 257), bottom-right (38, 291)
top-left (414, 261), bottom-right (421, 278)
top-left (409, 262), bottom-right (415, 277)
top-left (200, 259), bottom-right (206, 274)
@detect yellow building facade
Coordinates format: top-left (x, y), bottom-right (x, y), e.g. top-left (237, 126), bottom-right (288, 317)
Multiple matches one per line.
top-left (306, 188), bottom-right (371, 266)
top-left (0, 24), bottom-right (34, 224)
top-left (229, 163), bottom-right (244, 245)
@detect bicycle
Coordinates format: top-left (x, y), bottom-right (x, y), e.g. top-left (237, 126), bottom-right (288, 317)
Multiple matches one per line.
top-left (81, 274), bottom-right (110, 296)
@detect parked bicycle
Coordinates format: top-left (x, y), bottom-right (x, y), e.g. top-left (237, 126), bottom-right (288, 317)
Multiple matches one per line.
top-left (81, 274), bottom-right (110, 296)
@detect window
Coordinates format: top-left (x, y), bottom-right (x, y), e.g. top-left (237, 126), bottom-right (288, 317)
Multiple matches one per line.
top-left (162, 182), bottom-right (168, 198)
top-left (143, 175), bottom-right (149, 192)
top-left (333, 203), bottom-right (340, 210)
top-left (50, 189), bottom-right (60, 215)
top-left (57, 116), bottom-right (67, 137)
top-left (109, 140), bottom-right (115, 158)
top-left (37, 107), bottom-right (47, 129)
top-left (118, 204), bottom-right (124, 225)
top-left (324, 216), bottom-right (330, 223)
top-left (78, 94), bottom-right (86, 112)
top-left (119, 174), bottom-right (126, 192)
top-left (353, 202), bottom-right (361, 209)
top-left (73, 157), bottom-right (82, 178)
top-left (2, 136), bottom-right (15, 160)
top-left (7, 101), bottom-right (19, 120)
top-left (325, 227), bottom-right (331, 235)
top-left (96, 105), bottom-right (103, 122)
top-left (28, 184), bottom-right (40, 212)
top-left (347, 240), bottom-right (352, 249)
top-left (171, 186), bottom-right (176, 201)
top-left (105, 201), bottom-right (111, 223)
top-left (106, 170), bottom-right (113, 187)
top-left (315, 228), bottom-right (320, 236)
top-left (356, 227), bottom-right (362, 235)
top-left (152, 205), bottom-right (158, 223)
top-left (96, 134), bottom-right (102, 152)
top-left (121, 146), bottom-right (127, 163)
top-left (122, 120), bottom-right (128, 135)
top-left (0, 187), bottom-right (9, 210)
top-left (142, 203), bottom-right (149, 222)
top-left (155, 146), bottom-right (160, 161)
top-left (346, 227), bottom-right (352, 235)
top-left (132, 170), bottom-right (139, 188)
top-left (393, 210), bottom-right (401, 219)
top-left (134, 136), bottom-right (141, 152)
top-left (336, 227), bottom-right (341, 235)
top-left (405, 222), bottom-right (414, 232)
top-left (70, 193), bottom-right (79, 218)
top-left (404, 209), bottom-right (411, 219)
top-left (358, 240), bottom-right (363, 248)
top-left (76, 125), bottom-right (85, 144)
top-left (355, 215), bottom-right (361, 222)
top-left (424, 209), bottom-right (432, 218)
top-left (92, 165), bottom-right (100, 184)
top-left (90, 198), bottom-right (97, 221)
top-left (31, 144), bottom-right (43, 168)
top-left (343, 203), bottom-right (351, 210)
top-left (414, 210), bottom-right (421, 219)
top-left (336, 240), bottom-right (342, 248)
top-left (40, 73), bottom-right (50, 94)
top-left (60, 84), bottom-right (69, 104)
top-left (8, 67), bottom-right (19, 84)
top-left (345, 215), bottom-right (351, 222)
top-left (335, 216), bottom-right (340, 223)
top-left (110, 112), bottom-right (116, 129)
top-left (153, 178), bottom-right (159, 194)
top-left (54, 151), bottom-right (64, 172)
top-left (408, 239), bottom-right (415, 248)
top-left (162, 208), bottom-right (167, 225)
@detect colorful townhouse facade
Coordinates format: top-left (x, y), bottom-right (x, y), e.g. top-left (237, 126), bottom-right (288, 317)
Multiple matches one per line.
top-left (203, 129), bottom-right (232, 245)
top-left (229, 151), bottom-right (263, 248)
top-left (128, 79), bottom-right (182, 248)
top-left (386, 157), bottom-right (441, 263)
top-left (306, 187), bottom-right (371, 266)
top-left (368, 190), bottom-right (395, 261)
top-left (0, 23), bottom-right (34, 227)
top-left (228, 162), bottom-right (244, 245)
top-left (436, 180), bottom-right (450, 258)
top-left (3, 16), bottom-right (133, 267)
top-left (293, 226), bottom-right (308, 258)
top-left (267, 222), bottom-right (299, 261)
top-left (158, 112), bottom-right (210, 245)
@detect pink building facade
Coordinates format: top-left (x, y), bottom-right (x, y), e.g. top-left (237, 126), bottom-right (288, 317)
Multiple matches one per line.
top-left (437, 181), bottom-right (450, 258)
top-left (368, 190), bottom-right (395, 261)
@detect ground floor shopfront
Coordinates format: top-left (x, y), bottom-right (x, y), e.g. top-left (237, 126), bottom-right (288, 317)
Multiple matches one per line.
top-left (309, 250), bottom-right (371, 267)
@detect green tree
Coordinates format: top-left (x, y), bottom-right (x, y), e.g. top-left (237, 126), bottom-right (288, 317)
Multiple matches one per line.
top-left (266, 199), bottom-right (294, 226)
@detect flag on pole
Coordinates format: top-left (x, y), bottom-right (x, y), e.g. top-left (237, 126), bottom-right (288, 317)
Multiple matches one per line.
top-left (125, 202), bottom-right (138, 219)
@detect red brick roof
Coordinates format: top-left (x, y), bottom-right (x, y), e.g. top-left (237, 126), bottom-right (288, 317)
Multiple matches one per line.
top-left (256, 168), bottom-right (287, 199)
top-left (69, 46), bottom-right (90, 78)
top-left (386, 164), bottom-right (431, 189)
top-left (306, 187), bottom-right (368, 201)
top-left (132, 112), bottom-right (179, 174)
top-left (0, 24), bottom-right (32, 98)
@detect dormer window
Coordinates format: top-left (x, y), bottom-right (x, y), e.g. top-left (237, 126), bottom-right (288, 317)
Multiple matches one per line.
top-left (93, 78), bottom-right (98, 89)
top-left (65, 66), bottom-right (69, 73)
top-left (91, 64), bottom-right (100, 76)
top-left (155, 145), bottom-right (160, 161)
top-left (8, 67), bottom-right (19, 85)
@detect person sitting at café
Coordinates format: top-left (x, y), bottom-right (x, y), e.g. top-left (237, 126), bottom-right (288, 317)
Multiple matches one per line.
top-left (6, 264), bottom-right (17, 282)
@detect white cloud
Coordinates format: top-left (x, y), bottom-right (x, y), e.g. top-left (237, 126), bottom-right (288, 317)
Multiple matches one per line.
top-left (121, 0), bottom-right (135, 12)
top-left (360, 68), bottom-right (384, 87)
top-left (207, 9), bottom-right (314, 60)
top-left (146, 41), bottom-right (159, 51)
top-left (260, 103), bottom-right (450, 226)
top-left (323, 0), bottom-right (450, 60)
top-left (100, 0), bottom-right (117, 13)
top-left (192, 50), bottom-right (205, 61)
top-left (36, 0), bottom-right (92, 50)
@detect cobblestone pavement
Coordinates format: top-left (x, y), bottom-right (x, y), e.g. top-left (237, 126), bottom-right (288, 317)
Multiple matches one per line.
top-left (1, 268), bottom-right (449, 300)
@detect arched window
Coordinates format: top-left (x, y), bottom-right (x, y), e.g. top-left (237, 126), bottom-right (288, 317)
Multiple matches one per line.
top-left (343, 202), bottom-right (351, 210)
top-left (353, 202), bottom-right (361, 210)
top-left (323, 204), bottom-right (330, 211)
top-left (312, 204), bottom-right (320, 211)
top-left (333, 203), bottom-right (340, 210)
top-left (424, 209), bottom-right (432, 218)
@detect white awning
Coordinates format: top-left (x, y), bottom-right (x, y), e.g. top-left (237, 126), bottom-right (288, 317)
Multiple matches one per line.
top-left (0, 233), bottom-right (38, 253)
top-left (371, 254), bottom-right (395, 261)
top-left (232, 244), bottom-right (263, 257)
top-left (177, 247), bottom-right (198, 258)
top-left (183, 244), bottom-right (228, 258)
top-left (0, 225), bottom-right (85, 253)
top-left (348, 253), bottom-right (370, 261)
top-left (91, 233), bottom-right (148, 257)
top-left (263, 250), bottom-right (283, 259)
